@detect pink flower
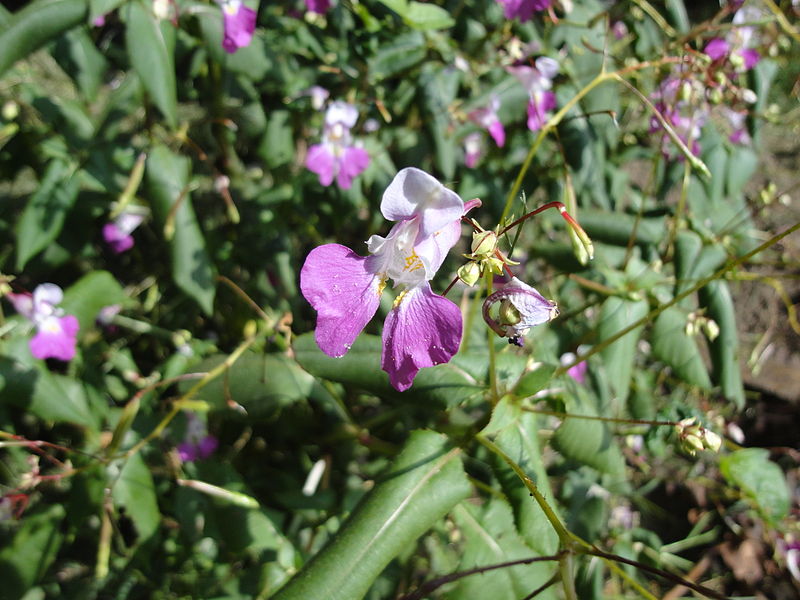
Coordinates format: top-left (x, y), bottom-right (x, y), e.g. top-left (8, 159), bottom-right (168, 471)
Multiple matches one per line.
top-left (306, 101), bottom-right (370, 190)
top-left (508, 57), bottom-right (559, 132)
top-left (560, 352), bottom-right (587, 384)
top-left (463, 133), bottom-right (483, 168)
top-left (703, 6), bottom-right (761, 71)
top-left (496, 0), bottom-right (550, 22)
top-left (650, 71), bottom-right (708, 158)
top-left (301, 168), bottom-right (478, 391)
top-left (305, 0), bottom-right (331, 14)
top-left (221, 0), bottom-right (257, 54)
top-left (177, 413), bottom-right (218, 462)
top-left (482, 277), bottom-right (558, 346)
top-left (7, 284), bottom-right (79, 362)
top-left (468, 96), bottom-right (505, 147)
top-left (102, 212), bottom-right (144, 254)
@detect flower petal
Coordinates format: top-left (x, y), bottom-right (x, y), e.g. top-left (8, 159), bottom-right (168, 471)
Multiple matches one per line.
top-left (300, 244), bottom-right (382, 357)
top-left (306, 144), bottom-right (336, 187)
top-left (29, 315), bottom-right (79, 361)
top-left (6, 292), bottom-right (34, 320)
top-left (381, 284), bottom-right (462, 391)
top-left (488, 120), bottom-right (505, 147)
top-left (381, 168), bottom-right (464, 240)
top-left (222, 3), bottom-right (257, 54)
top-left (33, 283), bottom-right (64, 310)
top-left (325, 101), bottom-right (359, 128)
top-left (703, 38), bottom-right (729, 61)
top-left (336, 146), bottom-right (370, 190)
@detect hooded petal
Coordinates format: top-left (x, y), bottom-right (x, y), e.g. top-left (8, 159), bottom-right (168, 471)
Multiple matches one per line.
top-left (325, 101), bottom-right (359, 129)
top-left (300, 244), bottom-right (383, 357)
top-left (29, 315), bottom-right (79, 361)
top-left (381, 168), bottom-right (464, 241)
top-left (381, 284), bottom-right (462, 391)
top-left (33, 283), bottom-right (64, 311)
top-left (336, 146), bottom-right (370, 190)
top-left (306, 144), bottom-right (336, 187)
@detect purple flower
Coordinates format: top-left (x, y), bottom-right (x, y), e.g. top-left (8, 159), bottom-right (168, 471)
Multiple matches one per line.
top-left (102, 212), bottom-right (144, 254)
top-left (7, 284), bottom-right (79, 362)
top-left (301, 168), bottom-right (474, 391)
top-left (306, 101), bottom-right (370, 190)
top-left (463, 133), bottom-right (483, 168)
top-left (305, 0), bottom-right (331, 15)
top-left (508, 57), bottom-right (559, 132)
top-left (177, 413), bottom-right (218, 462)
top-left (482, 277), bottom-right (558, 345)
top-left (703, 6), bottom-right (761, 71)
top-left (468, 96), bottom-right (505, 148)
top-left (560, 351), bottom-right (587, 384)
top-left (650, 71), bottom-right (708, 159)
top-left (496, 0), bottom-right (550, 22)
top-left (221, 0), bottom-right (257, 54)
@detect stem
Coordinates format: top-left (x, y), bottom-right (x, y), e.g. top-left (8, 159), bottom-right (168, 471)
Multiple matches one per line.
top-left (484, 271), bottom-right (499, 403)
top-left (519, 405), bottom-right (679, 428)
top-left (557, 220), bottom-right (800, 377)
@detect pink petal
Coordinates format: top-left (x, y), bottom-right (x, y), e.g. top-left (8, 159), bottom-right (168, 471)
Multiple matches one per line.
top-left (415, 219), bottom-right (461, 276)
top-left (306, 144), bottom-right (336, 187)
top-left (527, 91), bottom-right (555, 132)
top-left (704, 38), bottom-right (729, 61)
top-left (739, 48), bottom-right (760, 70)
top-left (6, 293), bottom-right (34, 320)
top-left (300, 244), bottom-right (382, 357)
top-left (381, 168), bottom-right (464, 241)
top-left (222, 4), bottom-right (257, 54)
top-left (336, 146), bottom-right (370, 190)
top-left (197, 435), bottom-right (219, 459)
top-left (488, 120), bottom-right (506, 147)
top-left (103, 223), bottom-right (134, 253)
top-left (29, 315), bottom-right (79, 361)
top-left (305, 0), bottom-right (331, 14)
top-left (381, 284), bottom-right (462, 391)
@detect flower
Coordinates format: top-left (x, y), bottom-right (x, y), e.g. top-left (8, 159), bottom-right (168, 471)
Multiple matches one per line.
top-left (463, 132), bottom-right (483, 168)
top-left (177, 413), bottom-right (218, 462)
top-left (301, 168), bottom-right (476, 391)
top-left (560, 351), bottom-right (587, 384)
top-left (496, 0), bottom-right (551, 22)
top-left (482, 277), bottom-right (558, 345)
top-left (703, 6), bottom-right (761, 71)
top-left (650, 69), bottom-right (709, 158)
top-left (468, 96), bottom-right (505, 148)
top-left (102, 211), bottom-right (144, 254)
top-left (305, 0), bottom-right (331, 15)
top-left (508, 57), bottom-right (559, 132)
top-left (7, 284), bottom-right (79, 361)
top-left (306, 101), bottom-right (370, 190)
top-left (221, 0), bottom-right (257, 54)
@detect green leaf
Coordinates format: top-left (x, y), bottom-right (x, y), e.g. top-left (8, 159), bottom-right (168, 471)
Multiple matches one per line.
top-left (15, 160), bottom-right (80, 270)
top-left (56, 27), bottom-right (108, 101)
top-left (720, 448), bottom-right (790, 521)
top-left (0, 503), bottom-right (65, 599)
top-left (111, 452), bottom-right (160, 544)
top-left (513, 364), bottom-right (556, 398)
top-left (146, 145), bottom-right (216, 315)
top-left (0, 356), bottom-right (97, 427)
top-left (90, 0), bottom-right (128, 23)
top-left (652, 307), bottom-right (711, 389)
top-left (482, 398), bottom-right (559, 555)
top-left (597, 296), bottom-right (648, 404)
top-left (293, 332), bottom-right (482, 406)
top-left (272, 430), bottom-right (471, 600)
top-left (199, 10), bottom-right (273, 80)
top-left (421, 64), bottom-right (459, 180)
top-left (60, 270), bottom-right (127, 333)
top-left (368, 31), bottom-right (426, 82)
top-left (403, 2), bottom-right (455, 30)
top-left (699, 280), bottom-right (745, 408)
top-left (552, 409), bottom-right (625, 476)
top-left (449, 499), bottom-right (558, 600)
top-left (0, 0), bottom-right (88, 78)
top-left (125, 0), bottom-right (177, 127)
top-left (182, 352), bottom-right (313, 418)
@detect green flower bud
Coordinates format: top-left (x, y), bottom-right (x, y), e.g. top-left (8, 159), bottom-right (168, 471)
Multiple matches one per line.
top-left (471, 230), bottom-right (498, 258)
top-left (457, 261), bottom-right (481, 287)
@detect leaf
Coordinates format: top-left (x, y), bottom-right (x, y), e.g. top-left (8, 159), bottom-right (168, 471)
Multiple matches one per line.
top-left (552, 408), bottom-right (625, 476)
top-left (421, 64), bottom-right (459, 180)
top-left (15, 160), bottom-right (80, 270)
top-left (125, 0), bottom-right (177, 127)
top-left (597, 296), bottom-right (648, 404)
top-left (482, 398), bottom-right (559, 555)
top-left (272, 430), bottom-right (471, 600)
top-left (182, 352), bottom-right (314, 418)
top-left (146, 145), bottom-right (216, 315)
top-left (449, 499), bottom-right (558, 600)
top-left (293, 332), bottom-right (483, 406)
top-left (720, 448), bottom-right (790, 521)
top-left (652, 307), bottom-right (712, 389)
top-left (111, 452), bottom-right (160, 544)
top-left (513, 363), bottom-right (556, 398)
top-left (699, 280), bottom-right (745, 408)
top-left (198, 10), bottom-right (274, 80)
top-left (403, 2), bottom-right (455, 30)
top-left (60, 270), bottom-right (127, 333)
top-left (0, 0), bottom-right (88, 78)
top-left (56, 27), bottom-right (108, 101)
top-left (0, 504), bottom-right (65, 599)
top-left (90, 0), bottom-right (129, 23)
top-left (368, 31), bottom-right (426, 82)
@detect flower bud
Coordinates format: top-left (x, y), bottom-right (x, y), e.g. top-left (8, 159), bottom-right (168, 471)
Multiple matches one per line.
top-left (708, 87), bottom-right (723, 104)
top-left (703, 319), bottom-right (720, 341)
top-left (457, 261), bottom-right (481, 287)
top-left (2, 101), bottom-right (19, 121)
top-left (471, 230), bottom-right (498, 258)
top-left (679, 81), bottom-right (693, 103)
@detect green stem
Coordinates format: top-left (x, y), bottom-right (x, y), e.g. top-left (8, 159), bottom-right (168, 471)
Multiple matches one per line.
top-left (484, 271), bottom-right (499, 403)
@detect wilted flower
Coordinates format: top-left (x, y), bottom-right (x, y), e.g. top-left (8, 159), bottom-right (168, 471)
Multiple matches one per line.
top-left (496, 0), bottom-right (551, 22)
top-left (220, 0), bottom-right (257, 54)
top-left (468, 96), bottom-right (506, 148)
top-left (301, 168), bottom-right (478, 390)
top-left (177, 413), bottom-right (218, 462)
top-left (6, 284), bottom-right (79, 362)
top-left (102, 211), bottom-right (144, 254)
top-left (306, 101), bottom-right (370, 190)
top-left (482, 277), bottom-right (558, 345)
top-left (508, 57), bottom-right (559, 132)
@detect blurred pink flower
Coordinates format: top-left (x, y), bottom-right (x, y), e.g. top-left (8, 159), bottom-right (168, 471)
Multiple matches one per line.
top-left (560, 352), bottom-right (587, 384)
top-left (496, 0), bottom-right (550, 22)
top-left (463, 133), bottom-right (483, 168)
top-left (508, 57), bottom-right (559, 132)
top-left (703, 6), bottom-right (761, 71)
top-left (305, 0), bottom-right (331, 14)
top-left (306, 101), bottom-right (370, 190)
top-left (177, 413), bottom-right (218, 462)
top-left (7, 284), bottom-right (79, 362)
top-left (468, 96), bottom-right (505, 147)
top-left (103, 212), bottom-right (144, 254)
top-left (221, 0), bottom-right (257, 54)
